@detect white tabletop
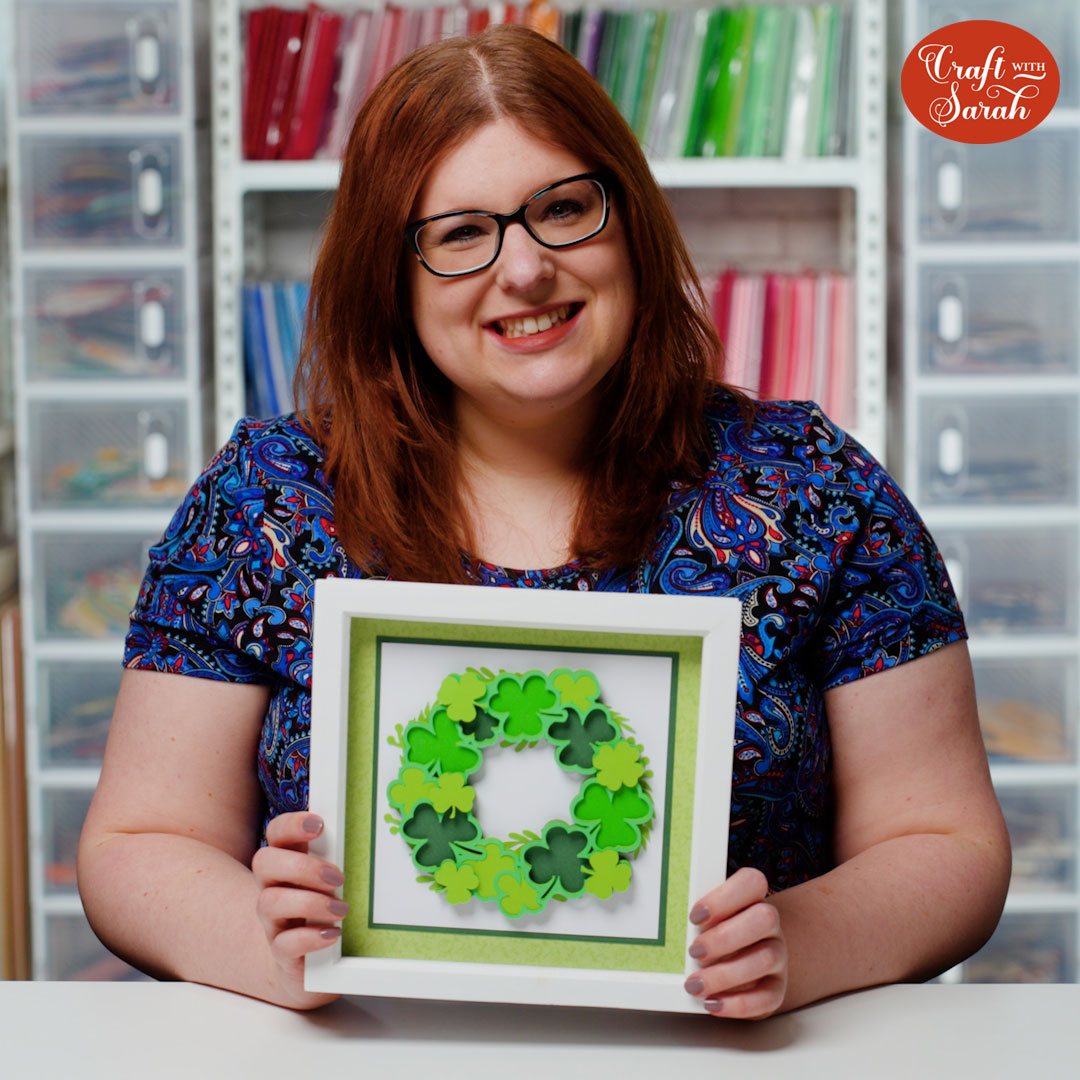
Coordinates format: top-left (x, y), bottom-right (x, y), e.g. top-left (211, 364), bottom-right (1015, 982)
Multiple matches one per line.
top-left (2, 981), bottom-right (1077, 1079)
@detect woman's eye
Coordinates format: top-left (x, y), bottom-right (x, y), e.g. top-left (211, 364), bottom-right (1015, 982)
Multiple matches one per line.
top-left (542, 199), bottom-right (586, 223)
top-left (437, 223), bottom-right (486, 247)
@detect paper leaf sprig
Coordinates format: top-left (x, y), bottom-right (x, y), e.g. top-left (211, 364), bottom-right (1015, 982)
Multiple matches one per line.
top-left (386, 667), bottom-right (653, 918)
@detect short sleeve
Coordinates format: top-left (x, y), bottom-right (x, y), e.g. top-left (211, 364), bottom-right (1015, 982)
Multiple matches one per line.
top-left (809, 419), bottom-right (967, 690)
top-left (123, 418), bottom-right (275, 684)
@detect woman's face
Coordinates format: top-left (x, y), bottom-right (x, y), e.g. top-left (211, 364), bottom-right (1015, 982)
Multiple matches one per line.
top-left (407, 118), bottom-right (637, 434)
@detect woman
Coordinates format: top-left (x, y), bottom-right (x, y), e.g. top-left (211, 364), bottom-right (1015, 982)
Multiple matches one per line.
top-left (78, 26), bottom-right (1009, 1018)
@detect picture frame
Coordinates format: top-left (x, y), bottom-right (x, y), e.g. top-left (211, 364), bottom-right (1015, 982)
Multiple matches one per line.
top-left (305, 578), bottom-right (741, 1013)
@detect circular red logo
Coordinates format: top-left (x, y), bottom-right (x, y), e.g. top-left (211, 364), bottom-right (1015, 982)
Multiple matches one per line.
top-left (901, 20), bottom-right (1059, 143)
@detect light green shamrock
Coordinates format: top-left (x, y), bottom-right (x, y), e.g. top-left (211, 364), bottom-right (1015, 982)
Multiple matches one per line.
top-left (495, 871), bottom-right (543, 917)
top-left (437, 671), bottom-right (488, 724)
top-left (461, 840), bottom-right (517, 900)
top-left (593, 739), bottom-right (645, 791)
top-left (434, 860), bottom-right (479, 905)
top-left (583, 849), bottom-right (633, 899)
top-left (387, 766), bottom-right (437, 814)
top-left (551, 670), bottom-right (599, 713)
top-left (429, 772), bottom-right (475, 816)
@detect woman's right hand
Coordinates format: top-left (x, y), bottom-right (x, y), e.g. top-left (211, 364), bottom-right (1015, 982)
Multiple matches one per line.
top-left (251, 811), bottom-right (349, 999)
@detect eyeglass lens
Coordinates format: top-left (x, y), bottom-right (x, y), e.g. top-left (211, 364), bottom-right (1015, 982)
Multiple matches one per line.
top-left (414, 177), bottom-right (606, 275)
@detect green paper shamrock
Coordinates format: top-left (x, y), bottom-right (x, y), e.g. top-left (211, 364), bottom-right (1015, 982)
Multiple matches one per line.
top-left (460, 839), bottom-right (517, 900)
top-left (490, 673), bottom-right (558, 739)
top-left (387, 766), bottom-right (437, 814)
top-left (434, 860), bottom-right (480, 904)
top-left (551, 669), bottom-right (600, 712)
top-left (429, 772), bottom-right (475, 816)
top-left (573, 780), bottom-right (653, 851)
top-left (437, 671), bottom-right (487, 724)
top-left (496, 872), bottom-right (544, 917)
top-left (583, 849), bottom-right (633, 899)
top-left (593, 738), bottom-right (645, 791)
top-left (548, 706), bottom-right (618, 771)
top-left (405, 709), bottom-right (481, 777)
top-left (523, 824), bottom-right (591, 895)
top-left (401, 803), bottom-right (479, 868)
top-left (389, 667), bottom-right (653, 919)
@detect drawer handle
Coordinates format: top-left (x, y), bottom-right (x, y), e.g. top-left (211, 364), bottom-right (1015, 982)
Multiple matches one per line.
top-left (937, 162), bottom-right (963, 212)
top-left (938, 425), bottom-right (965, 477)
top-left (143, 430), bottom-right (169, 482)
top-left (138, 166), bottom-right (163, 218)
top-left (938, 294), bottom-right (964, 344)
top-left (140, 299), bottom-right (166, 350)
top-left (134, 32), bottom-right (162, 86)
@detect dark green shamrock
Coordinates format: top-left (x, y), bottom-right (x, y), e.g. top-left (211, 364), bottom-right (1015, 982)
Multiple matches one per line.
top-left (459, 708), bottom-right (500, 744)
top-left (489, 673), bottom-right (559, 739)
top-left (401, 803), bottom-right (479, 868)
top-left (547, 705), bottom-right (617, 770)
top-left (405, 708), bottom-right (481, 777)
top-left (572, 781), bottom-right (653, 851)
top-left (523, 825), bottom-right (591, 895)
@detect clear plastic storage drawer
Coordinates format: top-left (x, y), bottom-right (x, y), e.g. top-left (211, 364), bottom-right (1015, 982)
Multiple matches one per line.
top-left (14, 0), bottom-right (180, 115)
top-left (37, 661), bottom-right (124, 769)
top-left (23, 268), bottom-right (187, 380)
top-left (975, 656), bottom-right (1077, 764)
top-left (29, 399), bottom-right (190, 511)
top-left (918, 129), bottom-right (1079, 243)
top-left (41, 787), bottom-right (93, 895)
top-left (33, 531), bottom-right (155, 640)
top-left (997, 786), bottom-right (1077, 893)
top-left (20, 135), bottom-right (183, 248)
top-left (916, 396), bottom-right (1077, 506)
top-left (935, 526), bottom-right (1078, 636)
top-left (918, 264), bottom-right (1079, 375)
top-left (962, 912), bottom-right (1077, 983)
top-left (45, 912), bottom-right (149, 981)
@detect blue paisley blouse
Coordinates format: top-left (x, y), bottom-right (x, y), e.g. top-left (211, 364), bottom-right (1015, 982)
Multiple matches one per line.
top-left (124, 395), bottom-right (965, 891)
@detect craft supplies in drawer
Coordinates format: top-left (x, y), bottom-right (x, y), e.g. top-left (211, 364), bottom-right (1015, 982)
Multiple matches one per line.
top-left (975, 656), bottom-right (1077, 764)
top-left (29, 399), bottom-right (189, 510)
top-left (14, 0), bottom-right (179, 115)
top-left (20, 134), bottom-right (182, 248)
top-left (997, 785), bottom-right (1077, 893)
top-left (918, 129), bottom-right (1079, 243)
top-left (41, 787), bottom-right (93, 895)
top-left (918, 264), bottom-right (1079, 375)
top-left (24, 267), bottom-right (186, 380)
top-left (963, 912), bottom-right (1077, 983)
top-left (37, 661), bottom-right (123, 769)
top-left (934, 526), bottom-right (1078, 637)
top-left (35, 531), bottom-right (154, 640)
top-left (916, 395), bottom-right (1077, 506)
top-left (44, 912), bottom-right (148, 981)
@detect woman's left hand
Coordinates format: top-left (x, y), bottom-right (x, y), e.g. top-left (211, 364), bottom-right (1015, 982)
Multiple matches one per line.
top-left (684, 866), bottom-right (788, 1020)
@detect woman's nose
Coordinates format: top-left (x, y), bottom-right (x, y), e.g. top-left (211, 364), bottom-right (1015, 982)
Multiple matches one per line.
top-left (494, 223), bottom-right (555, 292)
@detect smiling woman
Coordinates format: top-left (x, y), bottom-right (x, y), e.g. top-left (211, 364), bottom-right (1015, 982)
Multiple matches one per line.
top-left (78, 24), bottom-right (1010, 1020)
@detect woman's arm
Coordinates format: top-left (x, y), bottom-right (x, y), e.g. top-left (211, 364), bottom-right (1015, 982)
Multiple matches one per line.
top-left (686, 640), bottom-right (1011, 1018)
top-left (78, 669), bottom-right (345, 1009)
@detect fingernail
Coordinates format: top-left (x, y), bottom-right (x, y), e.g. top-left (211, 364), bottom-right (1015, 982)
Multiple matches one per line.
top-left (321, 866), bottom-right (345, 886)
top-left (689, 941), bottom-right (706, 959)
top-left (328, 898), bottom-right (350, 917)
top-left (319, 927), bottom-right (342, 940)
top-left (689, 904), bottom-right (709, 925)
top-left (303, 816), bottom-right (323, 834)
top-left (704, 997), bottom-right (724, 1013)
top-left (684, 976), bottom-right (704, 996)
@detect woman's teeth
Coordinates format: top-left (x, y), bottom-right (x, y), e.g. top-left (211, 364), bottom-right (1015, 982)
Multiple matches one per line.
top-left (496, 304), bottom-right (572, 339)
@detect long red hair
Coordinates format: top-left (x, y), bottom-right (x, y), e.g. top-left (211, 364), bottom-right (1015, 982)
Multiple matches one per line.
top-left (296, 25), bottom-right (732, 582)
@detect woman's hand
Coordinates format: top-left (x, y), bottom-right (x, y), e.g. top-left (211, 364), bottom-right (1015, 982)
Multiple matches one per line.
top-left (684, 867), bottom-right (788, 1020)
top-left (251, 812), bottom-right (349, 997)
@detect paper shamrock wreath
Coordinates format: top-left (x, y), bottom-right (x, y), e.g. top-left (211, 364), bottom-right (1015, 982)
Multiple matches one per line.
top-left (384, 667), bottom-right (655, 918)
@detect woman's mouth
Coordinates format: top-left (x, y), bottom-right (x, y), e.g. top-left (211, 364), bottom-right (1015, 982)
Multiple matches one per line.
top-left (490, 303), bottom-right (582, 339)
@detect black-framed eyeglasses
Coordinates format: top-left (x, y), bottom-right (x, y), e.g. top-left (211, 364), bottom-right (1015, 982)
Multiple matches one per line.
top-left (405, 172), bottom-right (611, 278)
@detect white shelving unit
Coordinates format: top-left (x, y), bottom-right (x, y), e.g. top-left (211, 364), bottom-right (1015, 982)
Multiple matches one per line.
top-left (900, 0), bottom-right (1080, 983)
top-left (211, 0), bottom-right (887, 462)
top-left (4, 0), bottom-right (208, 980)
